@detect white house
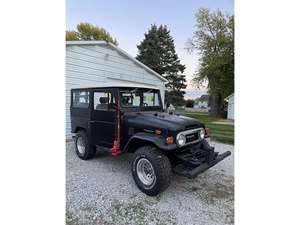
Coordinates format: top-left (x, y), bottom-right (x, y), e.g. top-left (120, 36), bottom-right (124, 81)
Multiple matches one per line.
top-left (66, 41), bottom-right (167, 138)
top-left (196, 94), bottom-right (209, 108)
top-left (225, 93), bottom-right (234, 120)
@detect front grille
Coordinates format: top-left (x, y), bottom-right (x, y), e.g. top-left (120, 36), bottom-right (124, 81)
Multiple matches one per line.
top-left (185, 132), bottom-right (199, 143)
top-left (177, 128), bottom-right (204, 147)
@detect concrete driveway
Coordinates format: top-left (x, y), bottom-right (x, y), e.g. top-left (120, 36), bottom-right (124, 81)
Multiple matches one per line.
top-left (66, 141), bottom-right (234, 225)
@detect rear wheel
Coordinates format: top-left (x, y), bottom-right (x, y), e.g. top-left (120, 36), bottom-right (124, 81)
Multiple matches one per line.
top-left (74, 130), bottom-right (96, 160)
top-left (131, 146), bottom-right (172, 196)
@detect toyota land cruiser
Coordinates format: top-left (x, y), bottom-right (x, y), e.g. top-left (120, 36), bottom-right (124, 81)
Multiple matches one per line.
top-left (70, 86), bottom-right (231, 196)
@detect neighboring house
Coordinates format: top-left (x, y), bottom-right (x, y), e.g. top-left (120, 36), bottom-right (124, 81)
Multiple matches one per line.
top-left (66, 41), bottom-right (167, 138)
top-left (195, 94), bottom-right (209, 108)
top-left (225, 93), bottom-right (234, 120)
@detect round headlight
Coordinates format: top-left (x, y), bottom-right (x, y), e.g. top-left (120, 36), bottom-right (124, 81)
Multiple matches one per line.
top-left (199, 129), bottom-right (205, 139)
top-left (177, 133), bottom-right (186, 146)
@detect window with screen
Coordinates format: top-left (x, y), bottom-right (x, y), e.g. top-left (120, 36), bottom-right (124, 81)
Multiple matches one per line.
top-left (72, 91), bottom-right (90, 108)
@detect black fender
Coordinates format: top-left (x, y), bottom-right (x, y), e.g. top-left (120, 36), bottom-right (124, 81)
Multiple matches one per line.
top-left (123, 132), bottom-right (177, 152)
top-left (71, 119), bottom-right (91, 143)
top-left (71, 118), bottom-right (89, 133)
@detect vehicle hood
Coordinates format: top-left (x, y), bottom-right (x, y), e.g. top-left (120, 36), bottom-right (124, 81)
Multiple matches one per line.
top-left (123, 111), bottom-right (204, 133)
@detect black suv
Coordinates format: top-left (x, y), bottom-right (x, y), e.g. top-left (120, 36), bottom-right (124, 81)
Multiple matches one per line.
top-left (70, 86), bottom-right (231, 196)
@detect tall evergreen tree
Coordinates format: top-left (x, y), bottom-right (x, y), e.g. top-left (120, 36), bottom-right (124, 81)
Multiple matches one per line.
top-left (136, 25), bottom-right (186, 106)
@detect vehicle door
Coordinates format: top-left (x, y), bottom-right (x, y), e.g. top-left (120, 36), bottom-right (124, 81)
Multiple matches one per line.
top-left (90, 89), bottom-right (116, 147)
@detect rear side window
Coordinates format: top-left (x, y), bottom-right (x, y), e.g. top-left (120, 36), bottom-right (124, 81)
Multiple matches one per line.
top-left (72, 91), bottom-right (90, 108)
top-left (94, 91), bottom-right (115, 111)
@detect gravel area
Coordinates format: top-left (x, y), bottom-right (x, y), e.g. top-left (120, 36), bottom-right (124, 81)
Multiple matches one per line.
top-left (66, 140), bottom-right (234, 225)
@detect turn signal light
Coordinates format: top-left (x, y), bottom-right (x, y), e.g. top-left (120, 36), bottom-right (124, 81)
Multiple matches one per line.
top-left (166, 136), bottom-right (174, 145)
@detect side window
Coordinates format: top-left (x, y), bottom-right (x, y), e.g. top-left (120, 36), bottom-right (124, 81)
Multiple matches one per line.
top-left (94, 91), bottom-right (115, 111)
top-left (73, 91), bottom-right (89, 108)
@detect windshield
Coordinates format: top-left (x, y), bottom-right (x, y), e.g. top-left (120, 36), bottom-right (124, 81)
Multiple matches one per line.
top-left (120, 88), bottom-right (162, 109)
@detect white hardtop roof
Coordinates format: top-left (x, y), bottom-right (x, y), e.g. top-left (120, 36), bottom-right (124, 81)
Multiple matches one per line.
top-left (71, 84), bottom-right (160, 90)
top-left (66, 41), bottom-right (168, 82)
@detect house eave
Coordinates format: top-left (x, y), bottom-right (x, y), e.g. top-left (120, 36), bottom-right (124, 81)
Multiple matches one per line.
top-left (66, 41), bottom-right (168, 83)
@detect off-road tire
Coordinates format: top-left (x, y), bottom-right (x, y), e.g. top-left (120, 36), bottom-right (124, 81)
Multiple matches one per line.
top-left (131, 146), bottom-right (172, 196)
top-left (74, 130), bottom-right (96, 160)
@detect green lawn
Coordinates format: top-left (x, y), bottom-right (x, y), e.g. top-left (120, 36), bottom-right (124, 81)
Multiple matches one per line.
top-left (184, 112), bottom-right (234, 145)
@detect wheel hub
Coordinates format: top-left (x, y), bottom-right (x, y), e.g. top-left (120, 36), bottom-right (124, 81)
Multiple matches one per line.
top-left (136, 158), bottom-right (156, 186)
top-left (76, 136), bottom-right (86, 154)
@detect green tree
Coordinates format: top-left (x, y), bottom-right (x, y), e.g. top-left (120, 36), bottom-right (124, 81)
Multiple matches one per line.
top-left (66, 31), bottom-right (78, 41)
top-left (185, 99), bottom-right (195, 108)
top-left (188, 8), bottom-right (234, 115)
top-left (66, 22), bottom-right (118, 45)
top-left (166, 90), bottom-right (186, 106)
top-left (136, 25), bottom-right (187, 106)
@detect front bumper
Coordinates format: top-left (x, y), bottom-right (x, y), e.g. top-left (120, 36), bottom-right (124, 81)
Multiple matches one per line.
top-left (172, 140), bottom-right (231, 179)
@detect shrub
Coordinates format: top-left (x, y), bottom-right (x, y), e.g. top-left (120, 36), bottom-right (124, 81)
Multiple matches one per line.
top-left (185, 99), bottom-right (195, 108)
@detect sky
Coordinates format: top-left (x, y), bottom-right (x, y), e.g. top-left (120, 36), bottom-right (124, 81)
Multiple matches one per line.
top-left (66, 0), bottom-right (234, 99)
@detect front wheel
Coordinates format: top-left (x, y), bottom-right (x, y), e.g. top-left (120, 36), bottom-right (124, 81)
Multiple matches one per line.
top-left (131, 146), bottom-right (172, 196)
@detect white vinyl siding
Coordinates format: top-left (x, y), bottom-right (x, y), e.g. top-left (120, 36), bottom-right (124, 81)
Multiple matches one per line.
top-left (66, 44), bottom-right (165, 138)
top-left (227, 94), bottom-right (234, 120)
